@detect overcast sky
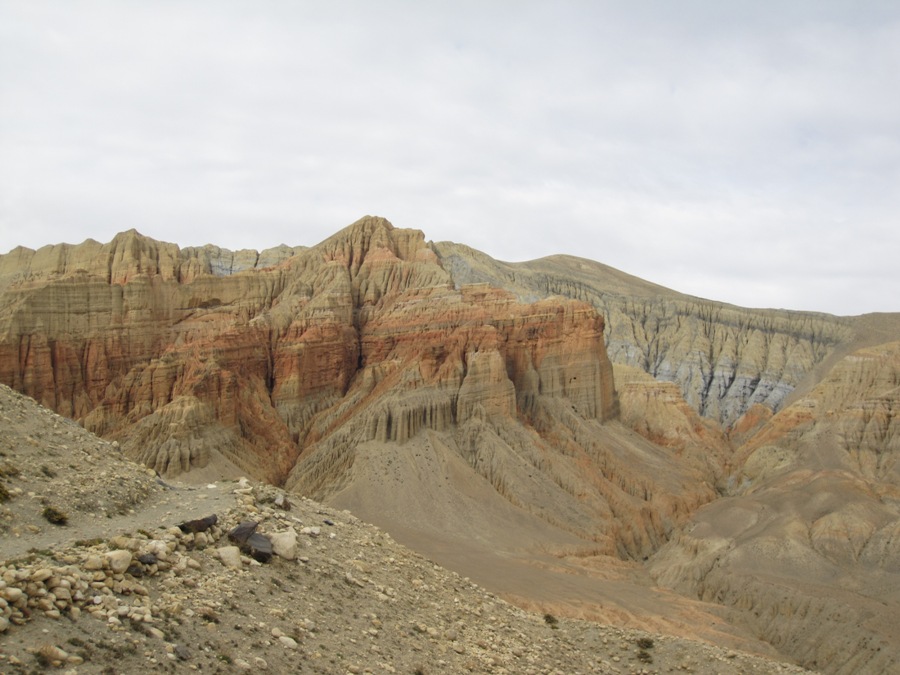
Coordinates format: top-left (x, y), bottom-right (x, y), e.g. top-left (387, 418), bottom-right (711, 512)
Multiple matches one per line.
top-left (1, 1), bottom-right (898, 316)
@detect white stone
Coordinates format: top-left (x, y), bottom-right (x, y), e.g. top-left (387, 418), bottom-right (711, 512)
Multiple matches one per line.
top-left (270, 529), bottom-right (298, 560)
top-left (105, 550), bottom-right (132, 574)
top-left (278, 635), bottom-right (298, 649)
top-left (217, 546), bottom-right (242, 568)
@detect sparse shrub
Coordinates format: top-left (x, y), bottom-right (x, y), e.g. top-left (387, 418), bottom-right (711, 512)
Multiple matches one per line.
top-left (637, 649), bottom-right (653, 663)
top-left (199, 607), bottom-right (220, 624)
top-left (40, 465), bottom-right (57, 478)
top-left (636, 637), bottom-right (654, 650)
top-left (0, 461), bottom-right (20, 477)
top-left (0, 481), bottom-right (9, 503)
top-left (34, 648), bottom-right (53, 668)
top-left (42, 505), bottom-right (68, 525)
top-left (543, 613), bottom-right (558, 627)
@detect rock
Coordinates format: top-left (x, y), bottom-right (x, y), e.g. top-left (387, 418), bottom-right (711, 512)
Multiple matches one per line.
top-left (30, 568), bottom-right (53, 582)
top-left (244, 533), bottom-right (273, 563)
top-left (105, 550), bottom-right (133, 574)
top-left (83, 555), bottom-right (104, 571)
top-left (1, 587), bottom-right (22, 603)
top-left (178, 514), bottom-right (218, 534)
top-left (278, 635), bottom-right (298, 649)
top-left (228, 521), bottom-right (258, 545)
top-left (270, 529), bottom-right (298, 560)
top-left (344, 572), bottom-right (365, 588)
top-left (217, 546), bottom-right (242, 569)
top-left (36, 644), bottom-right (69, 666)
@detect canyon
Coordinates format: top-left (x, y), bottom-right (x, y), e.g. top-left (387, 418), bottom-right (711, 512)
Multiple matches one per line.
top-left (1, 215), bottom-right (898, 673)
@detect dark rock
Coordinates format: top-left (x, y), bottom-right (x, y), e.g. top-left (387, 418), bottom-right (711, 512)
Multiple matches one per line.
top-left (174, 644), bottom-right (191, 661)
top-left (178, 514), bottom-right (217, 534)
top-left (245, 532), bottom-right (273, 563)
top-left (228, 521), bottom-right (258, 545)
top-left (137, 553), bottom-right (158, 565)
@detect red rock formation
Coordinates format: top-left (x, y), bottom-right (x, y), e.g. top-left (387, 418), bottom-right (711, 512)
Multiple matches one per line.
top-left (0, 216), bottom-right (722, 566)
top-left (12, 216), bottom-right (895, 669)
top-left (0, 217), bottom-right (620, 491)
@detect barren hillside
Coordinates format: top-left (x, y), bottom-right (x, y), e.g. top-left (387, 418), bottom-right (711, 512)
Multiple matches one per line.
top-left (0, 383), bottom-right (808, 674)
top-left (1, 216), bottom-right (897, 672)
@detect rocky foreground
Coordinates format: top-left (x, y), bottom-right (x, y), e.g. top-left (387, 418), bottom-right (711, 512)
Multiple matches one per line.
top-left (0, 384), bottom-right (810, 674)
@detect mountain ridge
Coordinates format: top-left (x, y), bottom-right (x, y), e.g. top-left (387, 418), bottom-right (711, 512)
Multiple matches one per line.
top-left (1, 215), bottom-right (898, 672)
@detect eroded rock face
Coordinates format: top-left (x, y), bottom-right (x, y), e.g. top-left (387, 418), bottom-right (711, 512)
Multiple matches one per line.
top-left (1, 217), bottom-right (728, 567)
top-left (649, 341), bottom-right (900, 674)
top-left (5, 216), bottom-right (898, 672)
top-left (0, 217), bottom-right (619, 491)
top-left (432, 243), bottom-right (855, 428)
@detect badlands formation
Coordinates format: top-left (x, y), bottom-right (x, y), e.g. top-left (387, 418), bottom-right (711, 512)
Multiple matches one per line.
top-left (1, 215), bottom-right (898, 673)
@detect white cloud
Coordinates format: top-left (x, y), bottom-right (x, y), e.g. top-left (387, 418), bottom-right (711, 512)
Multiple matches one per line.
top-left (1, 1), bottom-right (898, 315)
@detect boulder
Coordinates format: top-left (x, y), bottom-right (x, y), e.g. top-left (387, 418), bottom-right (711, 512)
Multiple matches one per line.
top-left (270, 529), bottom-right (298, 560)
top-left (245, 533), bottom-right (273, 563)
top-left (105, 550), bottom-right (132, 575)
top-left (228, 521), bottom-right (258, 545)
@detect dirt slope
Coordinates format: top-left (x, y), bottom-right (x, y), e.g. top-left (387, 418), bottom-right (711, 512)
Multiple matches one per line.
top-left (0, 383), bottom-right (811, 674)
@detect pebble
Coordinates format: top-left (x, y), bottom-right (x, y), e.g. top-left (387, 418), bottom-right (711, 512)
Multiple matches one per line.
top-left (278, 635), bottom-right (298, 649)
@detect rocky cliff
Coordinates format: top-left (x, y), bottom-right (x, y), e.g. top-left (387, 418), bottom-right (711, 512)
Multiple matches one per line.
top-left (3, 218), bottom-right (674, 553)
top-left (433, 242), bottom-right (855, 428)
top-left (2, 216), bottom-right (899, 673)
top-left (648, 336), bottom-right (900, 674)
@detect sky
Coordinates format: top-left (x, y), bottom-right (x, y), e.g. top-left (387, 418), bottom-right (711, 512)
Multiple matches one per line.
top-left (1, 1), bottom-right (898, 316)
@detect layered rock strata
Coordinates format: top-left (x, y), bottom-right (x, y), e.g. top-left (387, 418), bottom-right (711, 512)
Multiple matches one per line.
top-left (433, 242), bottom-right (855, 428)
top-left (5, 219), bottom-right (709, 561)
top-left (5, 216), bottom-right (898, 672)
top-left (649, 340), bottom-right (900, 674)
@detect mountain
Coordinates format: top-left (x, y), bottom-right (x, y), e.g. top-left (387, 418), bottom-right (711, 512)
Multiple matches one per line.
top-left (1, 215), bottom-right (898, 672)
top-left (3, 382), bottom-right (809, 674)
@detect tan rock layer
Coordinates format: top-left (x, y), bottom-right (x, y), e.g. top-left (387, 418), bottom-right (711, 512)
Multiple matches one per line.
top-left (0, 217), bottom-right (619, 490)
top-left (432, 242), bottom-right (855, 428)
top-left (650, 341), bottom-right (900, 673)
